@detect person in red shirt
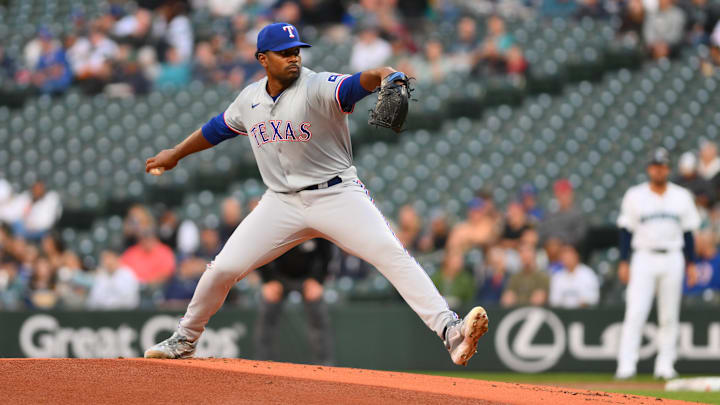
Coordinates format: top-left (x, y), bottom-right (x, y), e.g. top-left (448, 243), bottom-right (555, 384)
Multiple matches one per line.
top-left (121, 229), bottom-right (175, 284)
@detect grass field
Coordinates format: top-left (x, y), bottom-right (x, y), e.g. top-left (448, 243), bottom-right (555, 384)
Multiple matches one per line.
top-left (415, 372), bottom-right (720, 404)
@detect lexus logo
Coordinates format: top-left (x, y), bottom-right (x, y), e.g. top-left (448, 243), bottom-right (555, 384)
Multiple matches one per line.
top-left (495, 307), bottom-right (566, 373)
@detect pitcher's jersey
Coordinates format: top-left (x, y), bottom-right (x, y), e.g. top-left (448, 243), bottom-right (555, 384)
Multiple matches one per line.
top-left (222, 67), bottom-right (357, 193)
top-left (617, 182), bottom-right (700, 251)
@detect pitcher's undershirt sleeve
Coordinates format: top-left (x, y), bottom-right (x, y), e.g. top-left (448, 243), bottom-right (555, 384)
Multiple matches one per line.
top-left (336, 72), bottom-right (372, 113)
top-left (201, 112), bottom-right (246, 145)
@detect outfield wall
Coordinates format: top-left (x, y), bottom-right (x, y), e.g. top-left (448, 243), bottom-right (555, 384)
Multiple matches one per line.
top-left (1, 305), bottom-right (718, 373)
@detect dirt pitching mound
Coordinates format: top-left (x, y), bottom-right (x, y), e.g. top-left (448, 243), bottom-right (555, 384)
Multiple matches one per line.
top-left (0, 359), bottom-right (691, 404)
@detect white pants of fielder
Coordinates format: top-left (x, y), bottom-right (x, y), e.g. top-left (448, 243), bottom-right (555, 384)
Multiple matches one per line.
top-left (178, 177), bottom-right (456, 341)
top-left (617, 250), bottom-right (684, 376)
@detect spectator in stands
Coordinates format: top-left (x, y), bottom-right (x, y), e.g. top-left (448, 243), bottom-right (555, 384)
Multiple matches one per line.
top-left (86, 250), bottom-right (140, 310)
top-left (23, 28), bottom-right (50, 72)
top-left (157, 209), bottom-right (179, 251)
top-left (105, 44), bottom-right (151, 97)
top-left (685, 230), bottom-right (720, 303)
top-left (0, 45), bottom-right (17, 81)
top-left (544, 236), bottom-right (565, 273)
top-left (450, 16), bottom-right (478, 72)
top-left (549, 244), bottom-right (600, 308)
top-left (121, 228), bottom-right (175, 285)
top-left (453, 16), bottom-right (479, 55)
top-left (501, 202), bottom-right (532, 249)
top-left (505, 46), bottom-right (528, 77)
top-left (539, 179), bottom-right (587, 247)
top-left (274, 1), bottom-right (302, 27)
top-left (575, 0), bottom-right (611, 19)
top-left (0, 179), bottom-right (22, 227)
top-left (192, 41), bottom-right (222, 84)
top-left (412, 39), bottom-right (457, 83)
top-left (25, 256), bottom-right (58, 309)
top-left (350, 23), bottom-right (392, 72)
top-left (195, 227), bottom-right (222, 261)
top-left (298, 0), bottom-right (346, 27)
top-left (155, 47), bottom-right (191, 89)
top-left (152, 0), bottom-right (194, 63)
top-left (674, 151), bottom-right (714, 202)
top-left (41, 232), bottom-right (65, 271)
top-left (473, 15), bottom-right (515, 76)
top-left (431, 249), bottom-right (476, 310)
top-left (219, 197), bottom-right (243, 247)
top-left (396, 204), bottom-right (422, 252)
top-left (644, 0), bottom-right (687, 59)
top-left (501, 243), bottom-right (549, 307)
top-left (112, 7), bottom-right (153, 47)
top-left (0, 261), bottom-right (24, 310)
top-left (55, 250), bottom-right (90, 309)
top-left (31, 30), bottom-right (73, 95)
top-left (541, 0), bottom-right (580, 17)
top-left (418, 209), bottom-right (450, 253)
top-left (712, 21), bottom-right (720, 67)
top-left (519, 184), bottom-right (543, 223)
top-left (11, 181), bottom-right (62, 242)
top-left (476, 245), bottom-right (510, 306)
top-left (698, 140), bottom-right (720, 180)
top-left (619, 0), bottom-right (646, 42)
top-left (447, 197), bottom-right (501, 253)
top-left (70, 25), bottom-right (119, 94)
top-left (123, 204), bottom-right (154, 248)
top-left (681, 0), bottom-right (713, 46)
top-left (163, 255), bottom-right (206, 306)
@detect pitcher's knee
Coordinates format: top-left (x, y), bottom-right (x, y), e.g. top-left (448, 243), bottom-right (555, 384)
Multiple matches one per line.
top-left (207, 260), bottom-right (249, 284)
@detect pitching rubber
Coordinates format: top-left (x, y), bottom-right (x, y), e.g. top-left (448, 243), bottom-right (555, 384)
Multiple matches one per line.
top-left (456, 306), bottom-right (489, 366)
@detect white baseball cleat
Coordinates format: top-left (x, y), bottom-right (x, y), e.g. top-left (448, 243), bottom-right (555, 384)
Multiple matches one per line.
top-left (444, 306), bottom-right (489, 366)
top-left (614, 370), bottom-right (636, 380)
top-left (144, 332), bottom-right (197, 359)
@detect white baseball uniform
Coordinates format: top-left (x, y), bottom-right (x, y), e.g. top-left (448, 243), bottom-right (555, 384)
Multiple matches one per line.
top-left (177, 67), bottom-right (457, 341)
top-left (616, 182), bottom-right (700, 376)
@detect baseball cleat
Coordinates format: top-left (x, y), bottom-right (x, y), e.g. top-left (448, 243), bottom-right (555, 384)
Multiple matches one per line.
top-left (614, 370), bottom-right (636, 380)
top-left (144, 332), bottom-right (197, 359)
top-left (444, 306), bottom-right (489, 366)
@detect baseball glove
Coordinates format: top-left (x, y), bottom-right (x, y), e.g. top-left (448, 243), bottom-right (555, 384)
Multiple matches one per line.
top-left (368, 72), bottom-right (412, 133)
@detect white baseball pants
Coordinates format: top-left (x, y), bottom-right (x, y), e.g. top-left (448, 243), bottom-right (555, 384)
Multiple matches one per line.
top-left (616, 250), bottom-right (685, 375)
top-left (178, 177), bottom-right (456, 341)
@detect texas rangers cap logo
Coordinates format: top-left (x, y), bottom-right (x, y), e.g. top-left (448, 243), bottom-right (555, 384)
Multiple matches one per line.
top-left (256, 22), bottom-right (311, 54)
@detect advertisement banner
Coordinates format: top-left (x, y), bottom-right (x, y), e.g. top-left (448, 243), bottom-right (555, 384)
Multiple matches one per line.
top-left (1, 305), bottom-right (718, 373)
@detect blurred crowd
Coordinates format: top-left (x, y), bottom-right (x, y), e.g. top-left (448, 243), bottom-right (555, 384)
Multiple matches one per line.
top-left (1, 141), bottom-right (720, 311)
top-left (0, 0), bottom-right (718, 99)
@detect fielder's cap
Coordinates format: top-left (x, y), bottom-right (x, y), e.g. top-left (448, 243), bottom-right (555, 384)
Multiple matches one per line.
top-left (649, 147), bottom-right (670, 166)
top-left (256, 22), bottom-right (311, 54)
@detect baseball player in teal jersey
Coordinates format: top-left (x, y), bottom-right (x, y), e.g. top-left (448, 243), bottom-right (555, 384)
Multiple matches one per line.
top-left (144, 23), bottom-right (489, 365)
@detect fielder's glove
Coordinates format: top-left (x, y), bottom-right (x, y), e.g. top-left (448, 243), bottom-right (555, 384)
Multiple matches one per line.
top-left (368, 71), bottom-right (412, 133)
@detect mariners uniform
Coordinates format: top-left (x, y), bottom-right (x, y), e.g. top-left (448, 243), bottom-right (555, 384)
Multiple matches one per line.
top-left (615, 149), bottom-right (700, 379)
top-left (144, 23), bottom-right (491, 364)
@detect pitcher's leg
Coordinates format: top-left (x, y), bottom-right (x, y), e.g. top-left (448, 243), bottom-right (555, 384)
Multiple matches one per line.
top-left (654, 252), bottom-right (684, 376)
top-left (307, 185), bottom-right (456, 338)
top-left (616, 253), bottom-right (656, 376)
top-left (178, 192), bottom-right (309, 340)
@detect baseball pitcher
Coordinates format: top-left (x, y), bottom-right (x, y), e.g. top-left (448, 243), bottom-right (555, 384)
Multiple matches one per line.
top-left (143, 23), bottom-right (488, 366)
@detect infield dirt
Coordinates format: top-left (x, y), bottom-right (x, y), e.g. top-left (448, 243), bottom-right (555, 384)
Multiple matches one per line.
top-left (0, 358), bottom-right (696, 404)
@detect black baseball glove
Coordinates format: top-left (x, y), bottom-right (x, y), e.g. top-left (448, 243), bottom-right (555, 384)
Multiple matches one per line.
top-left (368, 72), bottom-right (412, 133)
